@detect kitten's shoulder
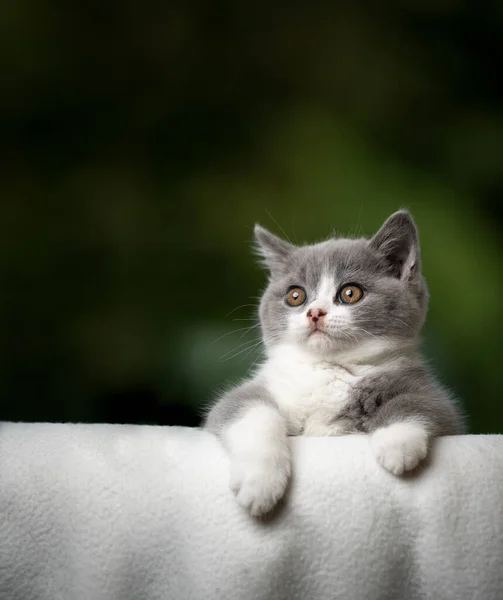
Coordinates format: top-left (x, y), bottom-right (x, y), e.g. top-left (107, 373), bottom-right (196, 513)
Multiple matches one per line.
top-left (203, 376), bottom-right (274, 434)
top-left (355, 353), bottom-right (466, 434)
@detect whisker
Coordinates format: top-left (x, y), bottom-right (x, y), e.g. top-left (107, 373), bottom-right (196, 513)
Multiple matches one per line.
top-left (390, 318), bottom-right (415, 332)
top-left (354, 327), bottom-right (380, 340)
top-left (245, 352), bottom-right (265, 377)
top-left (238, 323), bottom-right (260, 340)
top-left (265, 209), bottom-right (293, 244)
top-left (232, 318), bottom-right (258, 322)
top-left (224, 304), bottom-right (257, 318)
top-left (210, 326), bottom-right (259, 346)
top-left (217, 336), bottom-right (263, 359)
top-left (220, 339), bottom-right (265, 362)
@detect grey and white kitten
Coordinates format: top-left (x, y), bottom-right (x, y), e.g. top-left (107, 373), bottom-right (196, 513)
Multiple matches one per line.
top-left (204, 211), bottom-right (464, 516)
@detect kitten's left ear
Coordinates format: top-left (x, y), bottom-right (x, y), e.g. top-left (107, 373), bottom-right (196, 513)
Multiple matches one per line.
top-left (370, 210), bottom-right (421, 282)
top-left (254, 224), bottom-right (295, 276)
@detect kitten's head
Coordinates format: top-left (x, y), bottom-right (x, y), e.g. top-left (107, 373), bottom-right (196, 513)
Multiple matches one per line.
top-left (255, 211), bottom-right (428, 361)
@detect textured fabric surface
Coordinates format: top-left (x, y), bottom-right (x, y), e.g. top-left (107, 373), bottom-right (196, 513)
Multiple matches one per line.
top-left (0, 422), bottom-right (502, 600)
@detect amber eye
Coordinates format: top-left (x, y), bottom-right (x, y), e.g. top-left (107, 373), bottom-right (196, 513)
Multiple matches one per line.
top-left (337, 284), bottom-right (363, 305)
top-left (286, 287), bottom-right (306, 307)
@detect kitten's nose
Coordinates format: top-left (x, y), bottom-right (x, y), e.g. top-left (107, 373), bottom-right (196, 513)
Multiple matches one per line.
top-left (307, 308), bottom-right (327, 323)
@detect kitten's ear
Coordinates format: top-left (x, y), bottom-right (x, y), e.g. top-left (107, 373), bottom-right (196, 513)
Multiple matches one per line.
top-left (254, 224), bottom-right (295, 276)
top-left (370, 210), bottom-right (421, 282)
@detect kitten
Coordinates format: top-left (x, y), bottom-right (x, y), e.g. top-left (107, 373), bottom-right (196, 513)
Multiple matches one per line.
top-left (204, 210), bottom-right (464, 517)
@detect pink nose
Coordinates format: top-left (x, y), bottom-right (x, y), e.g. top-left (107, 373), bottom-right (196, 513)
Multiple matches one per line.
top-left (307, 308), bottom-right (327, 323)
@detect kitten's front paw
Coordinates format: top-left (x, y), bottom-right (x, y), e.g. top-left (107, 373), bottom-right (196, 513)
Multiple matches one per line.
top-left (371, 422), bottom-right (428, 475)
top-left (230, 454), bottom-right (291, 517)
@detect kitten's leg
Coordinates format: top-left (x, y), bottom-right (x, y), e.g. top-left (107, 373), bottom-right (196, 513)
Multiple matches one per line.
top-left (365, 391), bottom-right (444, 475)
top-left (351, 372), bottom-right (460, 475)
top-left (353, 389), bottom-right (430, 475)
top-left (368, 387), bottom-right (461, 475)
top-left (204, 381), bottom-right (291, 517)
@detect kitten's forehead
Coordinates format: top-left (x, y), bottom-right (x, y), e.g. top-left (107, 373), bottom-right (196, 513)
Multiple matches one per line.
top-left (286, 238), bottom-right (382, 287)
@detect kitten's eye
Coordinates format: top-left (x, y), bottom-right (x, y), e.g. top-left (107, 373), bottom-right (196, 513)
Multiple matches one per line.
top-left (286, 287), bottom-right (306, 307)
top-left (337, 284), bottom-right (363, 305)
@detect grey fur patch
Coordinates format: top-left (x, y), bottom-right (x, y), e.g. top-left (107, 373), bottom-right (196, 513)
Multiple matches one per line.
top-left (339, 360), bottom-right (465, 435)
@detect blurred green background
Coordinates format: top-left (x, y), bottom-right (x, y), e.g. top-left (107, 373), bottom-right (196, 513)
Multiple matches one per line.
top-left (1, 2), bottom-right (502, 432)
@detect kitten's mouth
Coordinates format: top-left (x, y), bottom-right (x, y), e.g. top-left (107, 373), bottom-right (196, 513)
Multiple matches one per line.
top-left (308, 327), bottom-right (327, 337)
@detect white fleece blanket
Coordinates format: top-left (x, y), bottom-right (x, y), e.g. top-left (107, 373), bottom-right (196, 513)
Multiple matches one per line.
top-left (0, 423), bottom-right (502, 600)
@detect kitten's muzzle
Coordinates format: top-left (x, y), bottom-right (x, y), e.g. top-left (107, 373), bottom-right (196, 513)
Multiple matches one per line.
top-left (307, 308), bottom-right (327, 326)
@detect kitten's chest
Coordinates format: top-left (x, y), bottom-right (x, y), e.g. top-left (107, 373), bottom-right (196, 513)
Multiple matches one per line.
top-left (260, 352), bottom-right (362, 434)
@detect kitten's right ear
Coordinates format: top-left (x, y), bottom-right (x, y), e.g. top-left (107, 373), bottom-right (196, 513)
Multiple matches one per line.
top-left (254, 224), bottom-right (295, 276)
top-left (370, 210), bottom-right (420, 282)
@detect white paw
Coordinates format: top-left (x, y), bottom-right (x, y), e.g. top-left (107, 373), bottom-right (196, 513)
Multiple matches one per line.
top-left (230, 455), bottom-right (291, 517)
top-left (371, 422), bottom-right (429, 475)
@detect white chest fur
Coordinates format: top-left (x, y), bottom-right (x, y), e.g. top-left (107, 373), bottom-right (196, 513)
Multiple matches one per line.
top-left (259, 344), bottom-right (368, 436)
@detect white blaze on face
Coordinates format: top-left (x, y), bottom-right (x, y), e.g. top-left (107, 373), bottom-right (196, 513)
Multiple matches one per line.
top-left (306, 275), bottom-right (333, 315)
top-left (286, 274), bottom-right (352, 348)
